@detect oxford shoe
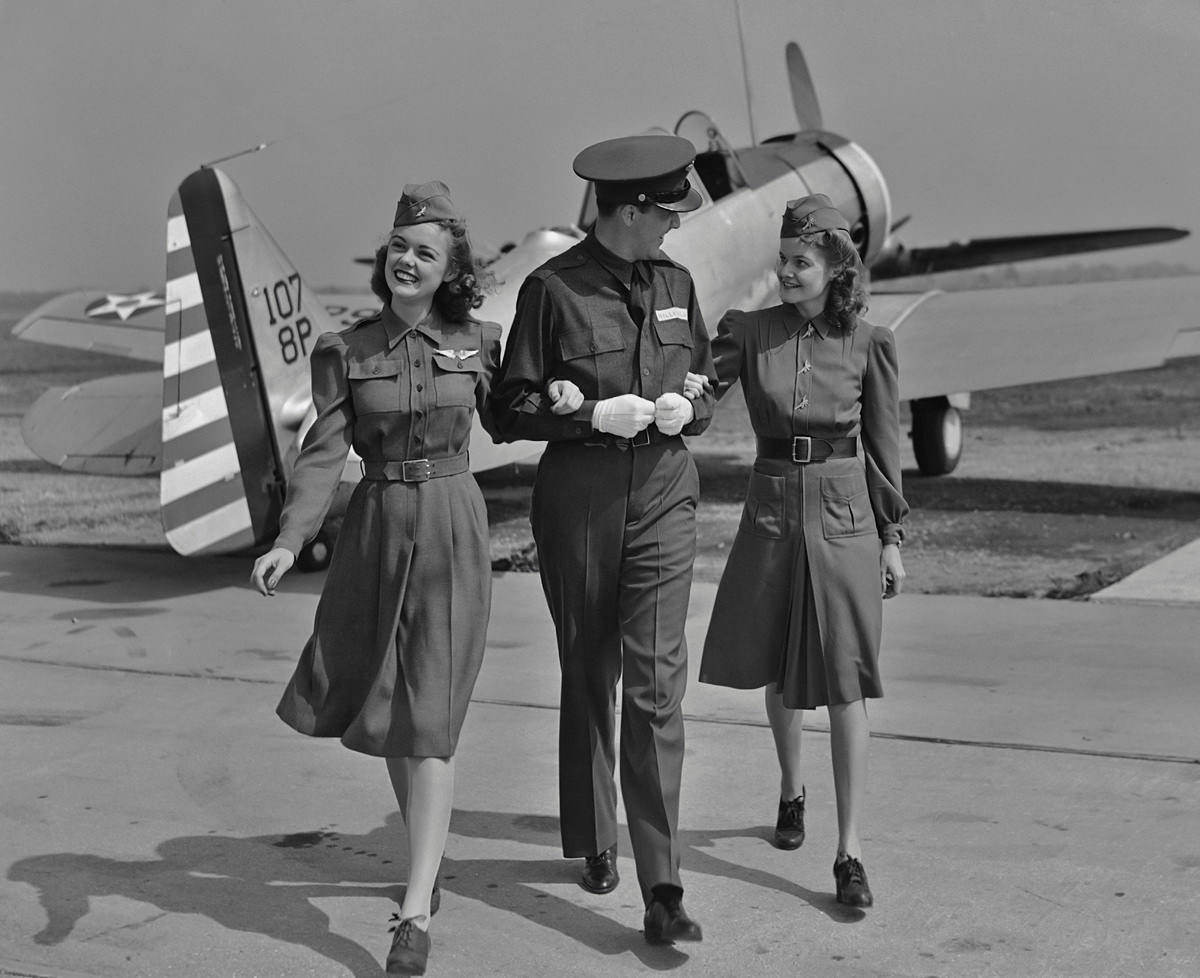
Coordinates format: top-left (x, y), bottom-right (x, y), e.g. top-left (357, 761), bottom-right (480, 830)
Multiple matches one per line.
top-left (581, 846), bottom-right (619, 894)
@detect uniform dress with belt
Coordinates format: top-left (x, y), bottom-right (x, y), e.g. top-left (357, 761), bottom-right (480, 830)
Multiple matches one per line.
top-left (490, 231), bottom-right (716, 902)
top-left (274, 304), bottom-right (502, 757)
top-left (699, 305), bottom-right (908, 708)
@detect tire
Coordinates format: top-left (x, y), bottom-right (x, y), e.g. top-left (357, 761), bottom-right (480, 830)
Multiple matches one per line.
top-left (296, 526), bottom-right (335, 572)
top-left (911, 398), bottom-right (963, 476)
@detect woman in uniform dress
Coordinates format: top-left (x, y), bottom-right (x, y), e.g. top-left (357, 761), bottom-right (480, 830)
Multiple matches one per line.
top-left (696, 194), bottom-right (907, 908)
top-left (251, 182), bottom-right (499, 975)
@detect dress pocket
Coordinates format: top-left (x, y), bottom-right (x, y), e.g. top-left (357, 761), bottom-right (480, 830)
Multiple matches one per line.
top-left (820, 473), bottom-right (873, 539)
top-left (741, 469), bottom-right (786, 539)
top-left (432, 353), bottom-right (482, 407)
top-left (347, 359), bottom-right (404, 415)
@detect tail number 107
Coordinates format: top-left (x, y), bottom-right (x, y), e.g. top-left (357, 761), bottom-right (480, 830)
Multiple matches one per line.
top-left (261, 273), bottom-right (312, 364)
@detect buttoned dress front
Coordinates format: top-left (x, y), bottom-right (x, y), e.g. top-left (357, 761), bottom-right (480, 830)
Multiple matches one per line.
top-left (699, 305), bottom-right (908, 709)
top-left (274, 305), bottom-right (502, 757)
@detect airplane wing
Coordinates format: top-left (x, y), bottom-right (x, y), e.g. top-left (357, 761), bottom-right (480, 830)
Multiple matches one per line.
top-left (12, 288), bottom-right (379, 362)
top-left (12, 290), bottom-right (167, 362)
top-left (20, 371), bottom-right (162, 475)
top-left (872, 275), bottom-right (1200, 401)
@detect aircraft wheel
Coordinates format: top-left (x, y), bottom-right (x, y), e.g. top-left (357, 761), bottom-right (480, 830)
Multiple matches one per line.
top-left (297, 527), bottom-right (335, 572)
top-left (911, 398), bottom-right (963, 476)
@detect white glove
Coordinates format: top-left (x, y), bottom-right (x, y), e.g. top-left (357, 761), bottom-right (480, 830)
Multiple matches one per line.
top-left (592, 394), bottom-right (656, 438)
top-left (654, 392), bottom-right (694, 436)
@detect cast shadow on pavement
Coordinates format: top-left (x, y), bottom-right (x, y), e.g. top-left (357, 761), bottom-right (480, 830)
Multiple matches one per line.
top-left (9, 809), bottom-right (860, 976)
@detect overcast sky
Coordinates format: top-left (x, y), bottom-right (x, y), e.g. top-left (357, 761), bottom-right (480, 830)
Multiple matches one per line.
top-left (1, 0), bottom-right (1197, 292)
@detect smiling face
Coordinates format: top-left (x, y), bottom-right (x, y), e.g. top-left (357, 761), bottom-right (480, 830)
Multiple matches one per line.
top-left (384, 222), bottom-right (455, 311)
top-left (776, 236), bottom-right (838, 317)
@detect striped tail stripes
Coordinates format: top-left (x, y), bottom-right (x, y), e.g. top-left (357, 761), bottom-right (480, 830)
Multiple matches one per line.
top-left (161, 168), bottom-right (333, 556)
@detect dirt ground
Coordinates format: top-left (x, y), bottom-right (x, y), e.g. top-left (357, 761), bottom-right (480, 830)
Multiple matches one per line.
top-left (3, 291), bottom-right (1199, 598)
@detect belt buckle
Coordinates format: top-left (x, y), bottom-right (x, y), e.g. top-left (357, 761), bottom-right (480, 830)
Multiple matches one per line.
top-left (630, 428), bottom-right (652, 447)
top-left (791, 436), bottom-right (812, 464)
top-left (402, 459), bottom-right (432, 482)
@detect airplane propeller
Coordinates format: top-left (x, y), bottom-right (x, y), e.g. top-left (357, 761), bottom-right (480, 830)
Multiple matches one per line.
top-left (785, 41), bottom-right (823, 131)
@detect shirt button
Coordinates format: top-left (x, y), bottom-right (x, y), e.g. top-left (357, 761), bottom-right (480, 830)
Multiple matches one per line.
top-left (589, 342), bottom-right (597, 352)
top-left (456, 362), bottom-right (463, 369)
top-left (414, 359), bottom-right (422, 368)
top-left (643, 368), bottom-right (651, 376)
top-left (416, 384), bottom-right (423, 392)
top-left (372, 365), bottom-right (380, 374)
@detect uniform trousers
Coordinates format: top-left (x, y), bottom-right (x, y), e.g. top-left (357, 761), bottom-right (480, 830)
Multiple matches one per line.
top-left (530, 436), bottom-right (698, 903)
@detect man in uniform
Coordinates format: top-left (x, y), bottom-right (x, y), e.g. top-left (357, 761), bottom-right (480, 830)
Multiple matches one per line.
top-left (491, 134), bottom-right (716, 944)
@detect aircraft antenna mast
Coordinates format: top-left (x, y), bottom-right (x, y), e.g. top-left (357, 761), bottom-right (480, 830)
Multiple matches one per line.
top-left (202, 143), bottom-right (270, 169)
top-left (734, 0), bottom-right (757, 145)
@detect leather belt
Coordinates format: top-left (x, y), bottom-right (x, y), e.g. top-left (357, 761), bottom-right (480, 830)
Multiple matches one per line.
top-left (756, 435), bottom-right (858, 464)
top-left (583, 427), bottom-right (680, 449)
top-left (361, 453), bottom-right (469, 482)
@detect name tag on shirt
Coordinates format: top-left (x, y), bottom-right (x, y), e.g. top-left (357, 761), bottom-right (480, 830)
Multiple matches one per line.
top-left (655, 307), bottom-right (688, 323)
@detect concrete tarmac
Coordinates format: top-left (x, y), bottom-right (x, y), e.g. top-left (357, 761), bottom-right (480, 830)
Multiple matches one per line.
top-left (1, 543), bottom-right (1197, 978)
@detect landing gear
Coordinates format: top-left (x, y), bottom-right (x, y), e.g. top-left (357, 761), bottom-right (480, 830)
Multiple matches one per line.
top-left (910, 397), bottom-right (963, 476)
top-left (296, 523), bottom-right (338, 572)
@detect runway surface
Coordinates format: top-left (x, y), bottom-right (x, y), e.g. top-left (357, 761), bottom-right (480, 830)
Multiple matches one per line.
top-left (1, 543), bottom-right (1197, 977)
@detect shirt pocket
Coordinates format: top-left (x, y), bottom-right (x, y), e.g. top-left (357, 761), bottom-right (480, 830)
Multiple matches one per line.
top-left (432, 353), bottom-right (483, 407)
top-left (741, 468), bottom-right (787, 540)
top-left (347, 358), bottom-right (404, 415)
top-left (557, 326), bottom-right (626, 387)
top-left (820, 473), bottom-right (874, 540)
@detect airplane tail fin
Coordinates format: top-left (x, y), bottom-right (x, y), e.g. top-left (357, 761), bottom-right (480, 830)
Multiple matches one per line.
top-left (161, 167), bottom-right (334, 556)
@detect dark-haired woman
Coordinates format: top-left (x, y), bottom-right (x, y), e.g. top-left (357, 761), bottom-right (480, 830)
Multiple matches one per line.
top-left (696, 194), bottom-right (907, 909)
top-left (251, 182), bottom-right (499, 975)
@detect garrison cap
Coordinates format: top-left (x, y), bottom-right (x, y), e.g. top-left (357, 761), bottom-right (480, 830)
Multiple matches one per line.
top-left (573, 134), bottom-right (702, 212)
top-left (392, 180), bottom-right (461, 228)
top-left (780, 194), bottom-right (850, 237)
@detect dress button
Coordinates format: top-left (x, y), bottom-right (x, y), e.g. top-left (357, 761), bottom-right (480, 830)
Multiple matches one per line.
top-left (416, 384), bottom-right (423, 392)
top-left (643, 368), bottom-right (650, 376)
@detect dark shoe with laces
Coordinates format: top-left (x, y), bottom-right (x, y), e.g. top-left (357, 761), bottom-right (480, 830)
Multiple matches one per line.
top-left (833, 854), bottom-right (874, 908)
top-left (773, 787), bottom-right (806, 850)
top-left (386, 914), bottom-right (431, 975)
top-left (581, 846), bottom-right (619, 894)
top-left (643, 890), bottom-right (703, 944)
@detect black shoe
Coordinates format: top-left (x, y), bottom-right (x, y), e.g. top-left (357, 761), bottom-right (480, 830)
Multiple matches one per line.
top-left (833, 854), bottom-right (874, 908)
top-left (386, 914), bottom-right (430, 975)
top-left (581, 846), bottom-right (619, 894)
top-left (773, 787), bottom-right (806, 850)
top-left (643, 892), bottom-right (703, 945)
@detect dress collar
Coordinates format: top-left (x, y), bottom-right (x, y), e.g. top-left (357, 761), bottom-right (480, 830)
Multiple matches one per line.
top-left (781, 303), bottom-right (833, 340)
top-left (381, 303), bottom-right (446, 350)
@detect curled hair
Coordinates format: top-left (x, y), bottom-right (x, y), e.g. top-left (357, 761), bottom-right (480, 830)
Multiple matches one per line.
top-left (805, 228), bottom-right (869, 331)
top-left (370, 219), bottom-right (496, 322)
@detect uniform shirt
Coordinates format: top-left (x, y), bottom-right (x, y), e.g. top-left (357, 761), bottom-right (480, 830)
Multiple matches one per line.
top-left (491, 231), bottom-right (716, 442)
top-left (274, 304), bottom-right (502, 554)
top-left (712, 304), bottom-right (908, 545)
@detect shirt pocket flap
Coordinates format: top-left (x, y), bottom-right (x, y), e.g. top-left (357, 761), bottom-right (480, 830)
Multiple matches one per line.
top-left (652, 315), bottom-right (694, 348)
top-left (432, 353), bottom-right (483, 374)
top-left (558, 326), bottom-right (625, 362)
top-left (347, 358), bottom-right (403, 379)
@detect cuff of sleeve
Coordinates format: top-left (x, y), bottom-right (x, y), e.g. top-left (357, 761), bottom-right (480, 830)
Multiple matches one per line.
top-left (880, 524), bottom-right (905, 547)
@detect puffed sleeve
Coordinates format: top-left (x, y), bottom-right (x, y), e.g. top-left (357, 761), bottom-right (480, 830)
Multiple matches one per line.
top-left (473, 321), bottom-right (504, 442)
top-left (273, 331), bottom-right (355, 555)
top-left (709, 309), bottom-right (749, 401)
top-left (860, 324), bottom-right (909, 545)
top-left (680, 280), bottom-right (716, 436)
top-left (489, 275), bottom-right (595, 443)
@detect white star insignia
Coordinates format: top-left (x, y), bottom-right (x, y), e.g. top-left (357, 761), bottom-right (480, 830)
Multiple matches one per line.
top-left (86, 291), bottom-right (165, 321)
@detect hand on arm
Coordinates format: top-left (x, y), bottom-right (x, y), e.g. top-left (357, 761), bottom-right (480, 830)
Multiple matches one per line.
top-left (682, 372), bottom-right (707, 400)
top-left (547, 379), bottom-right (584, 415)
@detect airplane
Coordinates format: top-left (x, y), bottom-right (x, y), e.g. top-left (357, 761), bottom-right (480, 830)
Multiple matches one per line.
top-left (13, 41), bottom-right (1199, 570)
